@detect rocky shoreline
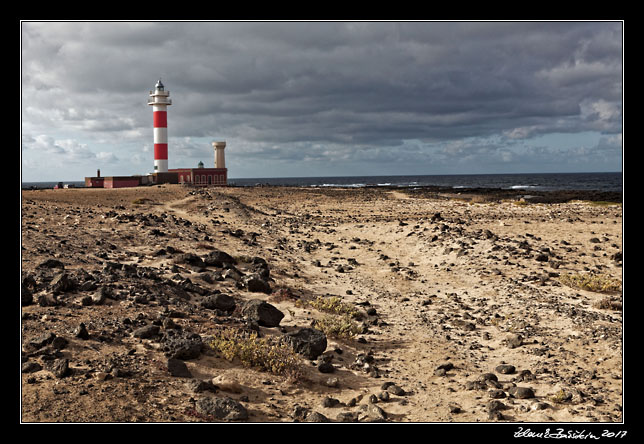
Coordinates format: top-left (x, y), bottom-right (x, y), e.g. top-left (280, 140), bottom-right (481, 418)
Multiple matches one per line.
top-left (21, 185), bottom-right (623, 422)
top-left (379, 185), bottom-right (622, 204)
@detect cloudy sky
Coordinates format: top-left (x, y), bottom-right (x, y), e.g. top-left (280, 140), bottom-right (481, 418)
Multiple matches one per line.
top-left (21, 21), bottom-right (622, 182)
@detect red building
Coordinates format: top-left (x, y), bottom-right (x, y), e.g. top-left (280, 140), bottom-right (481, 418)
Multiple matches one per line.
top-left (85, 177), bottom-right (105, 187)
top-left (170, 161), bottom-right (227, 186)
top-left (104, 176), bottom-right (143, 188)
top-left (84, 140), bottom-right (228, 188)
top-left (85, 169), bottom-right (104, 188)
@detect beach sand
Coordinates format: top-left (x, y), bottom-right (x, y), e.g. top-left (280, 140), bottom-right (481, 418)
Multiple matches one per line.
top-left (20, 184), bottom-right (623, 422)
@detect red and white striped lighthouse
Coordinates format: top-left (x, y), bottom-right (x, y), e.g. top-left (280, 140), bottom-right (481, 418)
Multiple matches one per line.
top-left (148, 79), bottom-right (172, 173)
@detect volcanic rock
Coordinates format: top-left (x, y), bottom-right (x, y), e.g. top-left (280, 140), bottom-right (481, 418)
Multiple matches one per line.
top-left (241, 299), bottom-right (284, 327)
top-left (283, 327), bottom-right (327, 359)
top-left (194, 396), bottom-right (248, 421)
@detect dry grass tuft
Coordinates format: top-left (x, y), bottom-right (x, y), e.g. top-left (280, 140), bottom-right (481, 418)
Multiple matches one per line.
top-left (559, 273), bottom-right (621, 293)
top-left (209, 327), bottom-right (303, 381)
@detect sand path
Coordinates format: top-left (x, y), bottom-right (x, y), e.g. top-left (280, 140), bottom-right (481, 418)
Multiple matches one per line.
top-left (169, 187), bottom-right (622, 422)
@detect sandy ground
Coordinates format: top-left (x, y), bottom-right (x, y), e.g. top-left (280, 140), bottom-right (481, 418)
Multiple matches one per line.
top-left (20, 184), bottom-right (623, 423)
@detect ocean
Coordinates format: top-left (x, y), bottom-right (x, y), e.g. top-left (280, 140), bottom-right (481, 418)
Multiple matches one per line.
top-left (22, 172), bottom-right (622, 193)
top-left (232, 172), bottom-right (623, 193)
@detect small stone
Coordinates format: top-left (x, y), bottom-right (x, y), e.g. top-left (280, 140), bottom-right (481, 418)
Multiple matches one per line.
top-left (92, 287), bottom-right (110, 305)
top-left (95, 371), bottom-right (112, 381)
top-left (336, 411), bottom-right (359, 422)
top-left (478, 373), bottom-right (498, 383)
top-left (488, 389), bottom-right (506, 399)
top-left (436, 362), bottom-right (454, 371)
top-left (212, 375), bottom-right (243, 393)
top-left (37, 258), bottom-right (65, 269)
top-left (161, 329), bottom-right (203, 360)
top-left (242, 299), bottom-right (283, 327)
top-left (495, 364), bottom-right (516, 374)
top-left (50, 272), bottom-right (75, 294)
top-left (324, 377), bottom-right (339, 388)
top-left (22, 361), bottom-right (42, 373)
top-left (365, 402), bottom-right (387, 422)
top-left (505, 333), bottom-right (523, 349)
top-left (132, 324), bottom-right (160, 339)
top-left (291, 405), bottom-right (310, 421)
top-left (201, 293), bottom-right (236, 312)
top-left (386, 384), bottom-right (406, 396)
top-left (37, 293), bottom-right (58, 307)
top-left (283, 327), bottom-right (327, 359)
top-left (185, 379), bottom-right (218, 394)
top-left (487, 399), bottom-right (507, 412)
top-left (167, 358), bottom-right (192, 377)
top-left (516, 369), bottom-right (535, 382)
top-left (29, 332), bottom-right (56, 349)
top-left (486, 379), bottom-right (502, 389)
top-left (488, 410), bottom-right (504, 420)
top-left (508, 386), bottom-right (535, 399)
top-left (244, 274), bottom-right (272, 294)
top-left (321, 396), bottom-right (341, 408)
top-left (162, 317), bottom-right (180, 330)
top-left (465, 380), bottom-right (487, 391)
top-left (51, 336), bottom-right (68, 350)
top-left (74, 323), bottom-right (89, 340)
top-left (47, 358), bottom-right (70, 378)
top-left (195, 396), bottom-right (248, 421)
top-left (305, 411), bottom-right (330, 422)
top-left (111, 367), bottom-right (129, 378)
top-left (318, 362), bottom-right (335, 373)
top-left (532, 401), bottom-right (551, 411)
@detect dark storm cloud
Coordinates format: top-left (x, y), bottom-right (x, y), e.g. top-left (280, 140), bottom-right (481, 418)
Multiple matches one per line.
top-left (21, 21), bottom-right (622, 177)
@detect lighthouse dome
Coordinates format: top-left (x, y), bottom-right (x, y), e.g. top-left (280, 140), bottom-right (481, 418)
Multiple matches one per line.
top-left (155, 79), bottom-right (164, 90)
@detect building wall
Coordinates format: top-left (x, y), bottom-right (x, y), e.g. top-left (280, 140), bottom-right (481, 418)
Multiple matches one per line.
top-left (104, 177), bottom-right (141, 189)
top-left (170, 168), bottom-right (227, 186)
top-left (152, 172), bottom-right (179, 184)
top-left (85, 177), bottom-right (104, 188)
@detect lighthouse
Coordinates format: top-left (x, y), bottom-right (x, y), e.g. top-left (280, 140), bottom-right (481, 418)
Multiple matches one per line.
top-left (85, 80), bottom-right (228, 188)
top-left (148, 79), bottom-right (172, 173)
